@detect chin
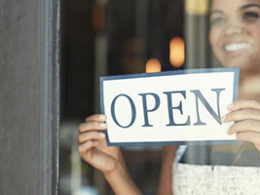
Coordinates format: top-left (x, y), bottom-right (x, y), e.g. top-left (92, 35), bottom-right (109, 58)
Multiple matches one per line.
top-left (221, 57), bottom-right (253, 68)
top-left (224, 62), bottom-right (259, 76)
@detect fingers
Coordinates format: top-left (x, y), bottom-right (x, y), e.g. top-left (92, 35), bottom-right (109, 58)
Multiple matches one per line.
top-left (78, 121), bottom-right (107, 133)
top-left (78, 142), bottom-right (118, 172)
top-left (235, 131), bottom-right (260, 147)
top-left (222, 100), bottom-right (260, 123)
top-left (227, 99), bottom-right (260, 112)
top-left (78, 114), bottom-right (107, 133)
top-left (222, 99), bottom-right (260, 134)
top-left (228, 120), bottom-right (260, 135)
top-left (226, 119), bottom-right (260, 149)
top-left (222, 108), bottom-right (260, 123)
top-left (223, 99), bottom-right (260, 151)
top-left (78, 131), bottom-right (106, 144)
top-left (78, 114), bottom-right (107, 158)
top-left (86, 114), bottom-right (106, 122)
top-left (78, 140), bottom-right (98, 156)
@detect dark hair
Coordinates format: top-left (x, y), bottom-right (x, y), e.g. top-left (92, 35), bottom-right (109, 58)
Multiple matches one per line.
top-left (209, 0), bottom-right (213, 11)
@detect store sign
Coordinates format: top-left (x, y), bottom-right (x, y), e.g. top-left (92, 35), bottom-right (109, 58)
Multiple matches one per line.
top-left (100, 68), bottom-right (239, 146)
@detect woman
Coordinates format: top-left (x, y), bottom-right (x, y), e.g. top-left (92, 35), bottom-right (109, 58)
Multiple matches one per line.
top-left (171, 0), bottom-right (260, 193)
top-left (78, 0), bottom-right (260, 194)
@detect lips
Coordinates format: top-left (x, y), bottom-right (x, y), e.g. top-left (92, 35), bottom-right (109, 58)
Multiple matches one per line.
top-left (224, 43), bottom-right (251, 52)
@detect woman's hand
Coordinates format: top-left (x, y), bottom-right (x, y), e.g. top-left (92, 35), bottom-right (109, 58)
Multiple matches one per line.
top-left (222, 99), bottom-right (260, 152)
top-left (78, 114), bottom-right (122, 174)
top-left (78, 114), bottom-right (142, 195)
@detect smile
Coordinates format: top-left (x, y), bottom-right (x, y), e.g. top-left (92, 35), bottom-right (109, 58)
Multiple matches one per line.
top-left (224, 43), bottom-right (251, 52)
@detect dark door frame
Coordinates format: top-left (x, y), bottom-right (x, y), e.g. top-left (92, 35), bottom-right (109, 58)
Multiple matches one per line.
top-left (0, 0), bottom-right (60, 194)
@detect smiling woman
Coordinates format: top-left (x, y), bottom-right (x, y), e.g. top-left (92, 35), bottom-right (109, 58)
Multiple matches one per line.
top-left (210, 0), bottom-right (260, 71)
top-left (209, 0), bottom-right (260, 98)
top-left (173, 0), bottom-right (260, 193)
top-left (77, 0), bottom-right (260, 194)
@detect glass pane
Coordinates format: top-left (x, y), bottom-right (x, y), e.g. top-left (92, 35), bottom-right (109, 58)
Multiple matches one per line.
top-left (60, 0), bottom-right (260, 194)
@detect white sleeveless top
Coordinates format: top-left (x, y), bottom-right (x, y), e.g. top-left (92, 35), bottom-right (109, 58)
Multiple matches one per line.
top-left (173, 144), bottom-right (260, 195)
top-left (173, 163), bottom-right (260, 195)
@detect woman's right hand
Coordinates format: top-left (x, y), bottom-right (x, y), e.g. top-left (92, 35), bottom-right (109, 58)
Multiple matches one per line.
top-left (78, 114), bottom-right (143, 195)
top-left (78, 114), bottom-right (122, 175)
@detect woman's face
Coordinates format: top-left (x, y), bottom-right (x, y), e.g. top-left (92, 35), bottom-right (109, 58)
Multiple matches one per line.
top-left (210, 0), bottom-right (260, 71)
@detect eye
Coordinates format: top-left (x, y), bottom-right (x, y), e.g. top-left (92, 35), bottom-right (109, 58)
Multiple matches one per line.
top-left (210, 16), bottom-right (226, 26)
top-left (243, 11), bottom-right (259, 22)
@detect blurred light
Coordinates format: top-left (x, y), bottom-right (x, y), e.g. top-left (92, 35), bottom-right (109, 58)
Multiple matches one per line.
top-left (92, 3), bottom-right (105, 32)
top-left (146, 58), bottom-right (162, 73)
top-left (170, 37), bottom-right (185, 68)
top-left (185, 0), bottom-right (209, 15)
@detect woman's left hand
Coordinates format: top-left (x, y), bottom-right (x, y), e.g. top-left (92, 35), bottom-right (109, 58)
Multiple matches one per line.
top-left (222, 99), bottom-right (260, 152)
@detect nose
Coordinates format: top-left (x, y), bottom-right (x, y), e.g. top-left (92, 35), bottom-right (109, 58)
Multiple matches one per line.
top-left (223, 22), bottom-right (243, 36)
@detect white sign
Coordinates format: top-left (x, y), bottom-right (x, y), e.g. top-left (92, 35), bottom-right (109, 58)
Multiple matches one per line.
top-left (100, 68), bottom-right (239, 146)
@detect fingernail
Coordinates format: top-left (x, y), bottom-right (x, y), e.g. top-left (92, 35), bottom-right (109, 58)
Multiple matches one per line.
top-left (227, 103), bottom-right (233, 110)
top-left (99, 114), bottom-right (106, 120)
top-left (221, 115), bottom-right (227, 122)
top-left (99, 123), bottom-right (107, 128)
top-left (99, 132), bottom-right (106, 138)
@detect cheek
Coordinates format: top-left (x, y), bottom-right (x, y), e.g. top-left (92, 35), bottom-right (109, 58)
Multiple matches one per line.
top-left (246, 25), bottom-right (260, 46)
top-left (209, 29), bottom-right (220, 53)
top-left (244, 26), bottom-right (260, 64)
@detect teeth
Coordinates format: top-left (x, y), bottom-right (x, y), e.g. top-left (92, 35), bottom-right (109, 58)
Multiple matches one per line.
top-left (225, 43), bottom-right (250, 52)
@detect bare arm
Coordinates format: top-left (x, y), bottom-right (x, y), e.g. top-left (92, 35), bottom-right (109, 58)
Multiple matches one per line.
top-left (104, 157), bottom-right (142, 195)
top-left (157, 146), bottom-right (178, 195)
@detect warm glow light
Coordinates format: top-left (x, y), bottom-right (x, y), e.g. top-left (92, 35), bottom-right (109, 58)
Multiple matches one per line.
top-left (185, 0), bottom-right (209, 15)
top-left (146, 58), bottom-right (162, 73)
top-left (92, 3), bottom-right (105, 32)
top-left (170, 37), bottom-right (185, 68)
